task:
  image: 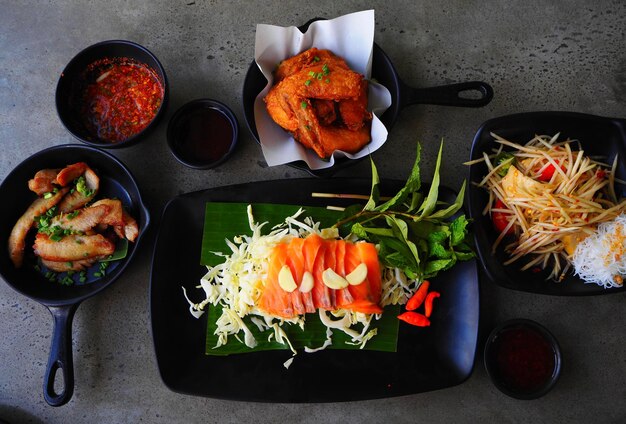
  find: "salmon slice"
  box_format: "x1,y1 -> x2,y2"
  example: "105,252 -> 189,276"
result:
257,243 -> 294,319
305,234 -> 333,310
285,238 -> 308,315
334,240 -> 356,308
340,242 -> 383,314
323,239 -> 338,308
33,233 -> 115,262
7,188 -> 69,268
357,242 -> 382,305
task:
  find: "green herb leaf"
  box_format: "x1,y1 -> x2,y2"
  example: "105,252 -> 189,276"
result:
363,158 -> 380,211
377,143 -> 422,212
418,140 -> 444,217
450,215 -> 469,246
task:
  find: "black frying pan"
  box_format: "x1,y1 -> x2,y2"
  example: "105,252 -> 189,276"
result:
242,18 -> 494,177
0,144 -> 150,406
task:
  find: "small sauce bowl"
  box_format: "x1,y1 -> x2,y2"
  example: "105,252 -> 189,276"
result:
167,99 -> 238,169
484,319 -> 562,399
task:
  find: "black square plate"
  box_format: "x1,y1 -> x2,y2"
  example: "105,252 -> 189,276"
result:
467,111 -> 626,295
150,178 -> 480,402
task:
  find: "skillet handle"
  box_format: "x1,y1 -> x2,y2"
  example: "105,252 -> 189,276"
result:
400,80 -> 494,108
43,304 -> 78,407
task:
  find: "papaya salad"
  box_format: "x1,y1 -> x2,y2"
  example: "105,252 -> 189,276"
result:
469,132 -> 626,288
184,142 -> 474,365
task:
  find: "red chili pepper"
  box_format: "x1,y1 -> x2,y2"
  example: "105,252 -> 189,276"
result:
398,311 -> 430,327
596,169 -> 606,179
492,199 -> 513,235
424,291 -> 441,318
406,280 -> 430,311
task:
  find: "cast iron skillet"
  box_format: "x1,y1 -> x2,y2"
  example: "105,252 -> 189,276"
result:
242,18 -> 494,177
0,145 -> 150,406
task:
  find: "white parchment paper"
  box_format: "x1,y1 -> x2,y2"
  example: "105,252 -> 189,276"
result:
253,10 -> 392,170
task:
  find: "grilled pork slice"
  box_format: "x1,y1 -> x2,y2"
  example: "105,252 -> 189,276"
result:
41,258 -> 96,272
34,233 -> 115,262
120,210 -> 139,242
28,168 -> 61,195
57,167 -> 100,213
55,162 -> 88,186
90,199 -> 124,227
92,199 -> 138,242
51,204 -> 110,233
8,188 -> 69,268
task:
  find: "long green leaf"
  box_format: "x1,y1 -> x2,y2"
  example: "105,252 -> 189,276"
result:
376,143 -> 422,212
418,140 -> 444,218
363,158 -> 380,211
428,180 -> 467,220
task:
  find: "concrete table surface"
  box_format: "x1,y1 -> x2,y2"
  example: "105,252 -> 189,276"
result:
1,1 -> 625,423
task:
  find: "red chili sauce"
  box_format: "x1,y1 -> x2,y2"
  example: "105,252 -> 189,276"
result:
491,325 -> 556,393
79,58 -> 164,143
172,107 -> 233,164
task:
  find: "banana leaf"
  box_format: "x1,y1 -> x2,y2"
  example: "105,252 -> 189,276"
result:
201,202 -> 399,355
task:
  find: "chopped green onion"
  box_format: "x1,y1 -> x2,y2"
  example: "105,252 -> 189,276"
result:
304,80 -> 311,86
301,101 -> 307,109
313,56 -> 320,62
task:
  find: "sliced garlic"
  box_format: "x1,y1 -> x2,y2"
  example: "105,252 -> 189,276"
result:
278,265 -> 297,292
346,263 -> 368,286
299,271 -> 315,293
322,268 -> 349,290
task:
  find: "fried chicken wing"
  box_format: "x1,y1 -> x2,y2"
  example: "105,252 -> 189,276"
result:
274,48 -> 350,82
264,48 -> 373,159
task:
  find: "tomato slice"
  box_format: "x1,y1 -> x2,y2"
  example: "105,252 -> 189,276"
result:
492,199 -> 513,235
537,163 -> 556,181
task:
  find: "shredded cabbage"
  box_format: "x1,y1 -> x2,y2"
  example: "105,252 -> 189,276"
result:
182,205 -> 420,365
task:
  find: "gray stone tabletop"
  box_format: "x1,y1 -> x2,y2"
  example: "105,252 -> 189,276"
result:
1,1 -> 625,423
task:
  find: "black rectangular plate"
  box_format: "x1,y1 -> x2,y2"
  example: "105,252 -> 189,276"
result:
150,178 -> 480,402
468,111 -> 626,295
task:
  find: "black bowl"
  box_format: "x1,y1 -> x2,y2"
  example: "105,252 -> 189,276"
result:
56,40 -> 169,148
484,319 -> 561,400
467,111 -> 626,295
167,99 -> 239,169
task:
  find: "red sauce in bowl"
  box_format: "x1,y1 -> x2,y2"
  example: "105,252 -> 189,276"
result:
490,325 -> 556,394
78,58 -> 164,143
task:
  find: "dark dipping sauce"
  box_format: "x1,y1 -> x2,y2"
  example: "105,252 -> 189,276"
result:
490,325 -> 556,394
77,58 -> 164,143
171,106 -> 234,165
